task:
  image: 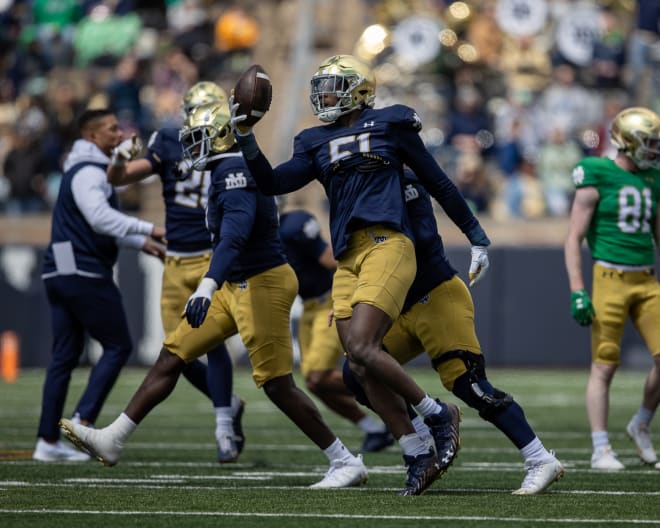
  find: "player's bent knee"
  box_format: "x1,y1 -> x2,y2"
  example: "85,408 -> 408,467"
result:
436,350 -> 514,421
263,374 -> 296,403
341,360 -> 371,408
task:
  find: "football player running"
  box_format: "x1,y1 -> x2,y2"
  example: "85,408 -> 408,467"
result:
344,169 -> 565,494
60,101 -> 368,489
230,54 -> 491,495
564,106 -> 660,470
278,205 -> 393,453
106,81 -> 245,463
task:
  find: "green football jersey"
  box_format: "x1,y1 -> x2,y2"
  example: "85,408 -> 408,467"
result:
572,156 -> 660,266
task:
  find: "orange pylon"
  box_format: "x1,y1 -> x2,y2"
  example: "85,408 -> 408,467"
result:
1,330 -> 20,383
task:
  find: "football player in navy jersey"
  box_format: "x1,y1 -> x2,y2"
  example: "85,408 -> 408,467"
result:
60,101 -> 368,489
343,169 -> 565,494
230,54 -> 490,494
106,81 -> 245,463
33,109 -> 166,462
279,205 -> 393,453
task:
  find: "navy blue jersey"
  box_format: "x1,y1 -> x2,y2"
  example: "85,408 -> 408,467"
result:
279,210 -> 333,299
402,169 -> 457,313
43,160 -> 119,278
145,128 -> 212,253
242,105 -> 481,258
205,152 -> 287,284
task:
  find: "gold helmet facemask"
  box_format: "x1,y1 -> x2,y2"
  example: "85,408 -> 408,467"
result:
179,102 -> 235,171
610,107 -> 660,171
310,54 -> 376,123
183,81 -> 228,114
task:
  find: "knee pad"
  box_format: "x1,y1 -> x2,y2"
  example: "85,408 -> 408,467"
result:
443,351 -> 513,421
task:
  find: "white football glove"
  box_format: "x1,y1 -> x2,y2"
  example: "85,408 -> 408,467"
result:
468,245 -> 489,287
110,134 -> 143,167
228,94 -> 251,137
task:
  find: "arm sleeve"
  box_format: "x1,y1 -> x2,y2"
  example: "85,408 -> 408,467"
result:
205,189 -> 256,284
71,166 -> 154,238
238,135 -> 316,195
398,128 -> 490,246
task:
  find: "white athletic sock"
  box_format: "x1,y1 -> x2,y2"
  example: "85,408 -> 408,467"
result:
107,413 -> 137,443
399,433 -> 431,457
215,407 -> 233,436
413,395 -> 443,417
323,438 -> 354,463
592,430 -> 610,451
357,415 -> 386,433
630,406 -> 655,428
520,436 -> 553,463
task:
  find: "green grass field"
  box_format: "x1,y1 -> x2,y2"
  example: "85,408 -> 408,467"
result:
1,366 -> 658,528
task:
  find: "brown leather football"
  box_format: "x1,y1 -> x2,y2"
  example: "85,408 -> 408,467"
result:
232,64 -> 273,126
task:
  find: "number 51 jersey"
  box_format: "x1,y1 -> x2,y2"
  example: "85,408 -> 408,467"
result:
572,156 -> 660,266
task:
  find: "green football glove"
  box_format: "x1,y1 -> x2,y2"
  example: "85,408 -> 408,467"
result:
570,289 -> 595,326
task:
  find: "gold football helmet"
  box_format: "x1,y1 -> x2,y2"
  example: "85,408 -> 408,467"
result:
610,107 -> 660,170
310,54 -> 376,123
179,102 -> 235,170
183,81 -> 228,114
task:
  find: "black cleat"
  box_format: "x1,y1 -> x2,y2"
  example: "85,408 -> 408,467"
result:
360,430 -> 395,453
398,450 -> 442,496
425,401 -> 461,472
233,398 -> 246,454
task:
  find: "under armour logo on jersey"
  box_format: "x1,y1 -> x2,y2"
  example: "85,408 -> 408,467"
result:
404,184 -> 419,202
225,172 -> 247,189
238,280 -> 247,290
363,120 -> 375,128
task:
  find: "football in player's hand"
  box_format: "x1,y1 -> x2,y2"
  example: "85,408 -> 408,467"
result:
232,64 -> 272,126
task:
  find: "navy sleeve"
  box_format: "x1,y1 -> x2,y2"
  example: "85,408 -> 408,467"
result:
205,188 -> 256,284
241,136 -> 316,195
397,127 -> 484,241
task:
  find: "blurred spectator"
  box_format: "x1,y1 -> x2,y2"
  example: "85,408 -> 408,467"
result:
454,151 -> 491,214
517,159 -> 545,219
536,126 -> 583,217
72,2 -> 142,67
626,0 -> 660,108
445,83 -> 494,158
106,54 -> 148,134
3,126 -> 49,215
537,63 -> 599,141
466,0 -> 504,68
591,8 -> 627,90
498,34 -> 553,98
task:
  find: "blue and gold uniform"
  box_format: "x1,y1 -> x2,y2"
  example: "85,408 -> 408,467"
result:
241,105 -> 484,322
279,210 -> 342,377
165,153 -> 298,387
144,128 -> 213,334
383,170 -> 481,390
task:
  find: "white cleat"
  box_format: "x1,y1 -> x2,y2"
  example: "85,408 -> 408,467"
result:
32,438 -> 91,462
59,418 -> 123,466
626,421 -> 657,464
591,445 -> 625,470
309,454 -> 368,489
512,454 -> 565,495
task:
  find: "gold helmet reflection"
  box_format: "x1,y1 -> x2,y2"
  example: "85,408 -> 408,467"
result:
179,102 -> 235,171
610,107 -> 660,170
183,81 -> 228,114
310,54 -> 376,123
